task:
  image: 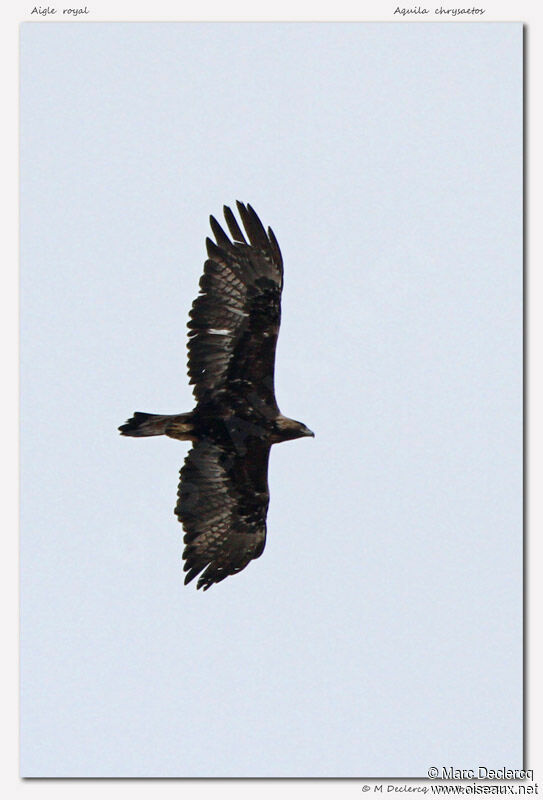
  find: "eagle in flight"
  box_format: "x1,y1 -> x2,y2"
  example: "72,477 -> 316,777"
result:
119,202 -> 313,590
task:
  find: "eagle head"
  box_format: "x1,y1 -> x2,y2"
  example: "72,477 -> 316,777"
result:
274,415 -> 315,442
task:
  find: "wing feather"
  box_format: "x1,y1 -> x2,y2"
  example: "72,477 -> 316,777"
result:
209,215 -> 233,250
175,439 -> 270,590
236,201 -> 271,250
187,204 -> 283,407
223,204 -> 247,243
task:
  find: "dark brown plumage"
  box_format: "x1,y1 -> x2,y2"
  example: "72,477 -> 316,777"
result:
119,203 -> 313,590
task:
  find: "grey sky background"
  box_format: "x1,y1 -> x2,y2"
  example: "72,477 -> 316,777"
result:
20,23 -> 522,777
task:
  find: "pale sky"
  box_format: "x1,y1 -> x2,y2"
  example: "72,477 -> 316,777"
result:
20,22 -> 523,777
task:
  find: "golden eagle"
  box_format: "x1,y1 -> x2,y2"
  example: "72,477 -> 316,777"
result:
119,203 -> 313,590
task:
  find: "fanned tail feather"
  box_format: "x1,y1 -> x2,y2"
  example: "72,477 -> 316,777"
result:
119,412 -> 173,437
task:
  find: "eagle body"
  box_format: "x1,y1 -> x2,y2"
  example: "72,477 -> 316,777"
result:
119,203 -> 313,590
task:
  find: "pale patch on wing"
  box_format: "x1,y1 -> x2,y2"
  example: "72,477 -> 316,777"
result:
225,305 -> 249,318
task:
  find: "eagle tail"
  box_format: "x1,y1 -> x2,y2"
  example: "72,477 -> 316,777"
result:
119,411 -> 193,439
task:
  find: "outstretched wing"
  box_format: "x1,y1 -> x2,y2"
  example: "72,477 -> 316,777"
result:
175,438 -> 271,590
187,202 -> 283,409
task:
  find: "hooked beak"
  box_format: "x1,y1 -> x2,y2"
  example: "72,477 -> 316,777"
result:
304,427 -> 315,438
